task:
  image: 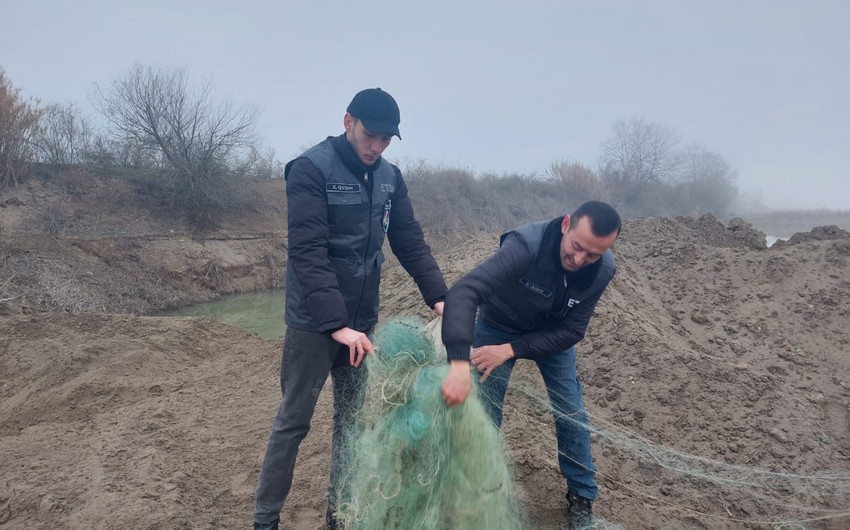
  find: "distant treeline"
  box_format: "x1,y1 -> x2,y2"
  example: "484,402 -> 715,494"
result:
401,157 -> 737,249
402,163 -> 850,249
3,64 -> 740,235
1,65 -> 282,215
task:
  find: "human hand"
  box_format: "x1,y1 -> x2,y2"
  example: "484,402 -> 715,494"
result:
331,327 -> 374,367
432,301 -> 444,316
442,360 -> 472,407
471,344 -> 515,382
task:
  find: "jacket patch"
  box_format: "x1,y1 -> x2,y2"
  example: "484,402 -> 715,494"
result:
520,277 -> 552,298
327,183 -> 361,193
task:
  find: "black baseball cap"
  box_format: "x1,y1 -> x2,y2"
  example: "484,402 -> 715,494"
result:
346,88 -> 402,139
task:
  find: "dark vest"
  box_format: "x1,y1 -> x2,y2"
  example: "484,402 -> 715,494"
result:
285,139 -> 398,331
479,220 -> 616,334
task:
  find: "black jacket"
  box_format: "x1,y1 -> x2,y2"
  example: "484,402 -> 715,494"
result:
284,134 -> 446,333
442,217 -> 616,361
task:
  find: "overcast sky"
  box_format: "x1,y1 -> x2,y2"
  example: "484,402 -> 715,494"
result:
2,0 -> 848,210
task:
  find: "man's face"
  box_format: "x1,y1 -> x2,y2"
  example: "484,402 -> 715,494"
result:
344,114 -> 392,166
559,215 -> 618,272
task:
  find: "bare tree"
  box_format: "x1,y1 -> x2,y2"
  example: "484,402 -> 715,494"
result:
598,117 -> 681,212
236,146 -> 285,180
546,159 -> 604,202
674,144 -> 738,216
84,132 -> 160,168
92,64 -> 259,208
0,68 -> 43,189
36,103 -> 92,165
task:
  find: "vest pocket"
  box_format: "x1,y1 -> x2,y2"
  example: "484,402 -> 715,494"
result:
329,253 -> 364,318
327,192 -> 367,236
327,192 -> 363,205
519,277 -> 553,298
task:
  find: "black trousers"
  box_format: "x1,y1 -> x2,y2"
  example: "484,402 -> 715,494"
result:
253,327 -> 368,526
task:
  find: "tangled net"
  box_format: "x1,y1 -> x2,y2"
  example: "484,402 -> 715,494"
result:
335,318 -> 526,530
331,317 -> 850,529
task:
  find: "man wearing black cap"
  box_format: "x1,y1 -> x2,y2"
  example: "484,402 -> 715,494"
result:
253,88 -> 447,530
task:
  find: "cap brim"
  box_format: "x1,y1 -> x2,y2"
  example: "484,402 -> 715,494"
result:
360,118 -> 401,140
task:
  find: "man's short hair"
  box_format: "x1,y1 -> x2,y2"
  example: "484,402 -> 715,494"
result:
571,201 -> 621,237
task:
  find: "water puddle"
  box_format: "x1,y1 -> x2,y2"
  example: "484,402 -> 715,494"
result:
159,289 -> 285,340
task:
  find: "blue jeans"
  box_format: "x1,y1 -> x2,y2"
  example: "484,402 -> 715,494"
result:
474,319 -> 598,500
254,327 -> 368,527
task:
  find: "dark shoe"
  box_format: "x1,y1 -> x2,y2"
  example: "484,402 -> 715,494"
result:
566,489 -> 593,530
253,518 -> 279,530
326,505 -> 339,530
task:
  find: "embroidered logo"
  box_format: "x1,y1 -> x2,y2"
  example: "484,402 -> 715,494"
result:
382,199 -> 392,233
567,298 -> 581,308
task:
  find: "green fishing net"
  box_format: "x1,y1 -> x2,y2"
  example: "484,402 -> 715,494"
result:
328,318 -> 850,529
335,318 -> 526,530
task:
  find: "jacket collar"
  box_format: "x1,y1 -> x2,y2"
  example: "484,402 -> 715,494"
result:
542,216 -> 602,290
331,133 -> 382,177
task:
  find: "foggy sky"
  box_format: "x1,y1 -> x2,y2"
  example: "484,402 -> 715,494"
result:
2,0 -> 848,210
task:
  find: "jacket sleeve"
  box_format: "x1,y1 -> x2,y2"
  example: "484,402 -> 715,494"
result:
441,234 -> 532,362
509,283 -> 609,359
386,167 -> 448,308
286,157 -> 349,332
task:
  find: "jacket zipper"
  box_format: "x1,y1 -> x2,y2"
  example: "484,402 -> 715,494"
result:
351,171 -> 372,328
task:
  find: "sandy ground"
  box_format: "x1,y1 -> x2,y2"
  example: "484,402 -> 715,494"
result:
2,174 -> 850,529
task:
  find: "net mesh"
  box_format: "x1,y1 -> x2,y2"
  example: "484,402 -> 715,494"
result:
335,318 -> 526,530
332,317 -> 850,529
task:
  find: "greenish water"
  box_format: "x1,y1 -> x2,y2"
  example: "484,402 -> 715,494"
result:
160,289 -> 285,340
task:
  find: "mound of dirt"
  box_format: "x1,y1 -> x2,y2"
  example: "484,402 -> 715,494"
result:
0,314 -> 289,528
772,225 -> 850,249
379,217 -> 850,529
3,175 -> 850,529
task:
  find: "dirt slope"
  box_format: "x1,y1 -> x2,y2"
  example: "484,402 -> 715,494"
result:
2,212 -> 849,529
381,216 -> 850,529
0,171 -> 287,315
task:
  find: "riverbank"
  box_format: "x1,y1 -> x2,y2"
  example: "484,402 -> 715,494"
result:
0,169 -> 287,315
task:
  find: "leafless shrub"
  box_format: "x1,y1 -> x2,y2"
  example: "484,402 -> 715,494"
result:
186,209 -> 222,233
1,68 -> 43,189
199,260 -> 234,292
402,161 -> 575,249
261,251 -> 284,288
547,160 -> 604,202
37,204 -> 71,235
84,133 -> 160,168
237,146 -> 284,179
36,103 -> 92,165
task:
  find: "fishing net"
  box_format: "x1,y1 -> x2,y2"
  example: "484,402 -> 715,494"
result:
335,318 -> 526,530
331,317 -> 850,529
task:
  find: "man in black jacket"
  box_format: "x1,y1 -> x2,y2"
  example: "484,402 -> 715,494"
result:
441,201 -> 620,530
254,88 -> 447,530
